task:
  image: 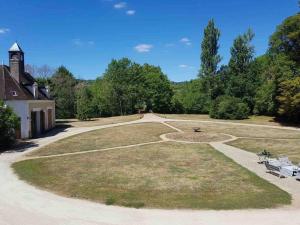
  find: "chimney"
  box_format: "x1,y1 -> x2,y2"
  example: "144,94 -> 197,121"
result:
9,42 -> 24,83
45,85 -> 50,98
33,82 -> 38,99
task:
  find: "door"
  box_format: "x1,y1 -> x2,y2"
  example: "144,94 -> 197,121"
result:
48,109 -> 52,129
40,111 -> 45,133
31,112 -> 37,138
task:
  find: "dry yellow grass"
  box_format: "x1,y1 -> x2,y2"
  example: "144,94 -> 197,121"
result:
158,114 -> 284,126
30,123 -> 173,157
56,114 -> 141,127
166,132 -> 231,142
13,142 -> 291,209
167,121 -> 300,139
228,138 -> 300,163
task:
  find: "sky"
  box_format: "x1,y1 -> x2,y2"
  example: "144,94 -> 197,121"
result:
0,0 -> 298,82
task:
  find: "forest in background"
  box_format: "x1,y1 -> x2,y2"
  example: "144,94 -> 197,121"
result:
30,7 -> 300,122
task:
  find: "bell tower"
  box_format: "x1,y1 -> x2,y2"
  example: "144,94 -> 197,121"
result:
9,42 -> 25,83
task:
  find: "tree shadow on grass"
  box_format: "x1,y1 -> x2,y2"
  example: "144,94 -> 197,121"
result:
0,124 -> 71,154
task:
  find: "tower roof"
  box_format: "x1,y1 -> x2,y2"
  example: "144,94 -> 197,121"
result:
9,42 -> 23,52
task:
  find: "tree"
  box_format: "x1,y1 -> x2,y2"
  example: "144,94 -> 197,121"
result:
226,29 -> 258,111
228,29 -> 255,75
277,77 -> 300,122
25,64 -> 55,78
210,96 -> 250,120
76,83 -> 94,120
269,14 -> 300,66
199,19 -> 221,100
102,58 -> 142,115
173,79 -> 210,114
0,101 -> 20,150
143,71 -> 173,113
200,19 -> 221,78
51,66 -> 77,119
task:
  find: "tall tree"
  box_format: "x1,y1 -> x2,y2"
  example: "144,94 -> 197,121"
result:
51,66 -> 77,119
200,19 -> 221,77
269,14 -> 300,65
277,77 -> 300,122
226,29 -> 258,111
199,19 -> 221,100
228,29 -> 255,75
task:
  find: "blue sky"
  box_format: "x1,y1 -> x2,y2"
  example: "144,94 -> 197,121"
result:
0,0 -> 298,82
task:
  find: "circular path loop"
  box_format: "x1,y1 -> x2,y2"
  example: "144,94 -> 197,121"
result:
1,113 -> 300,225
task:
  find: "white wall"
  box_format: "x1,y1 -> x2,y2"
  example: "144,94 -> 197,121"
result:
5,100 -> 30,139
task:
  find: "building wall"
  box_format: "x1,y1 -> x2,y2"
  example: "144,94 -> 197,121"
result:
5,100 -> 30,139
5,100 -> 55,139
28,100 -> 55,137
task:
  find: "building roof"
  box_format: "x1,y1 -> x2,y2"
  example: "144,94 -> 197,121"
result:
9,42 -> 23,52
0,65 -> 49,101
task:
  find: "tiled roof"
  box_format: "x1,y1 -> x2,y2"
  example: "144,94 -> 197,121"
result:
0,65 -> 49,101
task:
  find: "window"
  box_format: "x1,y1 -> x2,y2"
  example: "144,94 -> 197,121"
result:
12,91 -> 18,96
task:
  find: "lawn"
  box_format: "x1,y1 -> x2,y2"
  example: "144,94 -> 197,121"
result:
13,142 -> 291,209
167,121 -> 300,139
159,114 -> 285,126
56,114 -> 141,127
30,123 -> 173,157
228,138 -> 300,164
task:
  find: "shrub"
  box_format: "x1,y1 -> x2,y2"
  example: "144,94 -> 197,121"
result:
105,196 -> 116,205
210,96 -> 250,120
0,101 -> 20,150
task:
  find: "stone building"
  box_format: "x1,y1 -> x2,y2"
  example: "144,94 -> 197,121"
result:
0,43 -> 55,139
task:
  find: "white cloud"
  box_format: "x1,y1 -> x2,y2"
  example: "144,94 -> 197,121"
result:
179,64 -> 194,69
179,64 -> 188,68
180,37 -> 192,46
126,10 -> 136,15
72,39 -> 95,47
114,2 -> 127,9
134,44 -> 153,53
0,28 -> 10,34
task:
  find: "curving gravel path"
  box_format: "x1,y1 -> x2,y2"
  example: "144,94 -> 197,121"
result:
1,114 -> 300,225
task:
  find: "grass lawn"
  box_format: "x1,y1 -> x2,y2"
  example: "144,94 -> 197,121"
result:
167,121 -> 300,139
228,138 -> 300,164
158,114 -> 286,126
13,142 -> 291,209
56,114 -> 141,127
30,123 -> 173,157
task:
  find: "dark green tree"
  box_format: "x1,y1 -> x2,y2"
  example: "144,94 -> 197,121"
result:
277,77 -> 300,122
200,19 -> 221,100
0,101 -> 20,150
200,19 -> 221,77
51,66 -> 77,119
143,66 -> 173,113
269,14 -> 300,66
76,83 -> 94,121
226,29 -> 259,111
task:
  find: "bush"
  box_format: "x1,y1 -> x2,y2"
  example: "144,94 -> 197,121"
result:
0,101 -> 20,150
210,96 -> 250,120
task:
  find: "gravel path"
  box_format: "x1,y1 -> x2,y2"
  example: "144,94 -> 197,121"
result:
1,114 -> 300,225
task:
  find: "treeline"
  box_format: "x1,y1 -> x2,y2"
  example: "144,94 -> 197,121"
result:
40,61 -> 174,120
39,10 -> 299,122
174,12 -> 300,122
